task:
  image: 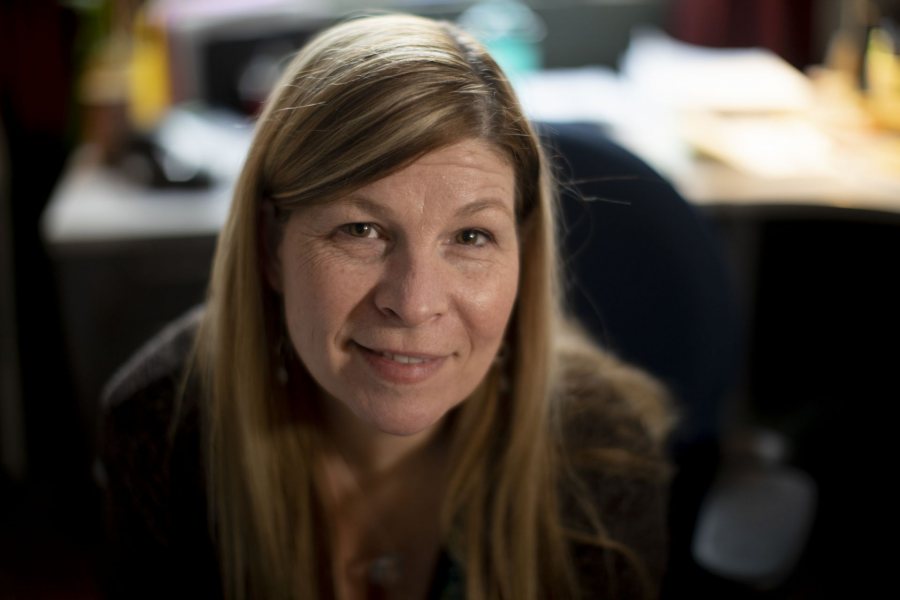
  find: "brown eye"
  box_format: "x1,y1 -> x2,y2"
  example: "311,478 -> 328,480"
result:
343,223 -> 376,238
456,229 -> 490,246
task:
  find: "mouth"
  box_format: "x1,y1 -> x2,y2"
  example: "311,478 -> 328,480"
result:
372,350 -> 433,365
352,342 -> 447,384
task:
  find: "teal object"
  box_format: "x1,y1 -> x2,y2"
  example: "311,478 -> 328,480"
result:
458,0 -> 545,80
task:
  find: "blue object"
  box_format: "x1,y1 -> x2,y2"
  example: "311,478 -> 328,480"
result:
458,0 -> 545,79
538,121 -> 747,596
539,121 -> 743,451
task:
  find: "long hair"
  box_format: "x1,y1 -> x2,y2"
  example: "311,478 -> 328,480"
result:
195,13 -> 668,599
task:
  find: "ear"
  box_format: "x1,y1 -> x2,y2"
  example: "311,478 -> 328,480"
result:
259,200 -> 284,293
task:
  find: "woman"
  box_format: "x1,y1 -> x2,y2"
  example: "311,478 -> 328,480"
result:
101,13 -> 672,600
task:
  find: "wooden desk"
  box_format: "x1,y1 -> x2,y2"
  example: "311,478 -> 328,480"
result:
42,146 -> 230,448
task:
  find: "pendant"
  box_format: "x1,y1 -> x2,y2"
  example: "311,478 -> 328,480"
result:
368,553 -> 402,587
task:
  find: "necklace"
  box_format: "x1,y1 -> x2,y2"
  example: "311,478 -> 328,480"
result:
349,552 -> 403,588
323,447 -> 406,591
319,425 -> 451,599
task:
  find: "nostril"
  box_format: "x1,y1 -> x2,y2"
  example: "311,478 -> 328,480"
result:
378,304 -> 401,320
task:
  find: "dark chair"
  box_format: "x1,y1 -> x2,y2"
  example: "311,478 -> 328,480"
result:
538,122 -> 755,596
539,122 -> 743,451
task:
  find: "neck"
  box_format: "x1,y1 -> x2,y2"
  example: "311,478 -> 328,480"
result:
314,391 -> 451,600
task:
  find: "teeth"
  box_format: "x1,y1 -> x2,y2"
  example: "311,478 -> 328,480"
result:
380,351 -> 427,365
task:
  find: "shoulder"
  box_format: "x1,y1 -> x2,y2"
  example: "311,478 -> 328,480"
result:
99,306 -> 204,490
551,321 -> 674,598
98,306 -> 206,543
99,303 -> 205,472
102,305 -> 204,415
98,306 -> 220,596
553,321 -> 674,455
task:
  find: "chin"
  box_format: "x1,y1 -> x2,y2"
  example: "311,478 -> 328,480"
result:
366,403 -> 451,438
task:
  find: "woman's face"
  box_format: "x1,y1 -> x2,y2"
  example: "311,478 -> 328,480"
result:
273,138 -> 520,437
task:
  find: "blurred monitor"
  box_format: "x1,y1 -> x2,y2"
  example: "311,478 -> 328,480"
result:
162,4 -> 335,115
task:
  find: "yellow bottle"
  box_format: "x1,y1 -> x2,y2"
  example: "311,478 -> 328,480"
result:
127,8 -> 170,131
865,26 -> 900,131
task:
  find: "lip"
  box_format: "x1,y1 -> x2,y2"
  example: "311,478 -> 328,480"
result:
353,342 -> 448,385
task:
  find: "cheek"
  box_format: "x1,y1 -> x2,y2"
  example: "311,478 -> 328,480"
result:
463,258 -> 520,346
280,251 -> 371,356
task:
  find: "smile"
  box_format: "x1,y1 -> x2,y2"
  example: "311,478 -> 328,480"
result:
353,342 -> 447,384
376,351 -> 431,365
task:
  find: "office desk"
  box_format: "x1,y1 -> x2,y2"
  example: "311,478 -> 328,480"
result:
516,68 -> 900,216
42,146 -> 229,447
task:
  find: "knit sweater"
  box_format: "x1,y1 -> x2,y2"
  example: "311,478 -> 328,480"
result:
99,308 -> 670,599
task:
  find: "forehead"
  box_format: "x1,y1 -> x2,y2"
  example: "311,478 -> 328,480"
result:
358,139 -> 515,201
407,139 -> 511,171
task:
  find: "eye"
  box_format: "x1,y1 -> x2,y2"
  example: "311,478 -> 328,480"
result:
455,229 -> 492,247
341,223 -> 379,239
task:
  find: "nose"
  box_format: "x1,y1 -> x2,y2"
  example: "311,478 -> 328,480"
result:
374,244 -> 449,327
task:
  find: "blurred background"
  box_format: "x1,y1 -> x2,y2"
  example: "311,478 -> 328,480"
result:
2,0 -> 899,598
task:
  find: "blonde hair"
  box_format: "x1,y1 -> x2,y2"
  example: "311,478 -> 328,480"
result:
195,13 -> 670,599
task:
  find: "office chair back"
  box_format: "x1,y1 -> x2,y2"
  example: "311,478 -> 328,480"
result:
539,122 -> 745,595
540,121 -> 742,451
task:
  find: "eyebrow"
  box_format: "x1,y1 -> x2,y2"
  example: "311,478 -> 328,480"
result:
454,197 -> 515,220
341,195 -> 392,218
340,194 -> 515,220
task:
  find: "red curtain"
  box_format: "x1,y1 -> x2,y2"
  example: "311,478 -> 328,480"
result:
669,0 -> 815,67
